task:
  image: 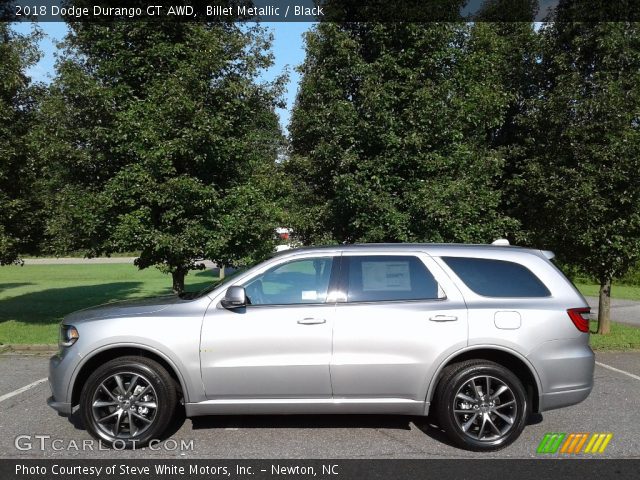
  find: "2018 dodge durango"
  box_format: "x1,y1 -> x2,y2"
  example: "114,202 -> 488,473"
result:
48,243 -> 595,451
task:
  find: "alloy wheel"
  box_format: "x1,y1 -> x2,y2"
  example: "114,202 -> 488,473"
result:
452,375 -> 517,442
91,371 -> 159,439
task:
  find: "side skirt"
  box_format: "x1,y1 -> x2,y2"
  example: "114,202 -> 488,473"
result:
185,398 -> 426,417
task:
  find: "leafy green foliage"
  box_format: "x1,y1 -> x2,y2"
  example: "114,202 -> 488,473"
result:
0,24 -> 43,265
507,18 -> 640,333
513,21 -> 640,280
286,22 -> 521,245
36,21 -> 285,291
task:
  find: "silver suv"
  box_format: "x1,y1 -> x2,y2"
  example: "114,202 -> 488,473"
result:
48,243 -> 594,451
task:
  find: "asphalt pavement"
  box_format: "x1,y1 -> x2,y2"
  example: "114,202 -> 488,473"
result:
586,296 -> 640,327
0,352 -> 638,459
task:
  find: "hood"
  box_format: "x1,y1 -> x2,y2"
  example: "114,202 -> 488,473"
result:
63,295 -> 181,324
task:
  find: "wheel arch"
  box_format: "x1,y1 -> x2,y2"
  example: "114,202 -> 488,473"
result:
70,344 -> 188,407
426,346 -> 542,415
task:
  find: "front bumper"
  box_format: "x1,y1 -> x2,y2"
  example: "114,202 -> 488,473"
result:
47,395 -> 72,416
47,349 -> 77,416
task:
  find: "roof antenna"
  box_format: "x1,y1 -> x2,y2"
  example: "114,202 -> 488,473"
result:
491,238 -> 510,246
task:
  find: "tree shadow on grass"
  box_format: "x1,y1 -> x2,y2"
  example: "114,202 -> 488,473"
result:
183,269 -> 221,293
184,281 -> 217,292
194,270 -> 215,278
193,267 -> 235,279
0,282 -> 144,325
0,283 -> 32,293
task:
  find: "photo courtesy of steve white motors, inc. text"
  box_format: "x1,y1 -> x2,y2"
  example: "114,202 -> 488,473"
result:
14,463 -> 339,477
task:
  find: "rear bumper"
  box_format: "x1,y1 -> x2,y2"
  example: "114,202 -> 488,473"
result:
539,385 -> 592,412
527,338 -> 595,412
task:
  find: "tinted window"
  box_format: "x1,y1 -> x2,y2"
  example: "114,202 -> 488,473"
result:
346,255 -> 440,302
442,257 -> 550,297
244,257 -> 334,305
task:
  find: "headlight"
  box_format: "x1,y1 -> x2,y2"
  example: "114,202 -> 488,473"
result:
59,325 -> 79,347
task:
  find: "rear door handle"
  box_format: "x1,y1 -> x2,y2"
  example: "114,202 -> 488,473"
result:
429,315 -> 458,322
297,318 -> 326,325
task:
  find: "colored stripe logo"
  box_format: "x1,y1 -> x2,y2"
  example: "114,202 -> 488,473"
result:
537,433 -> 566,453
537,433 -> 612,454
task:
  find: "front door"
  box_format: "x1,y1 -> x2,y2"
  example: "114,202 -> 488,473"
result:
200,255 -> 338,399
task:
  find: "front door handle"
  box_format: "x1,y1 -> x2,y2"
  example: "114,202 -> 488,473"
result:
429,314 -> 458,322
297,318 -> 326,325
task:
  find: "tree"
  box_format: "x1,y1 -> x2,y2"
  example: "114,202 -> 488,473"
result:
285,21 -> 519,245
37,20 -> 285,293
0,23 -> 43,265
509,18 -> 640,334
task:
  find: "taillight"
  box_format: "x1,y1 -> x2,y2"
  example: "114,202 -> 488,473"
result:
567,308 -> 591,333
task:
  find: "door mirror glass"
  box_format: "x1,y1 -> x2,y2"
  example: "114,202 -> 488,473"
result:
221,286 -> 246,309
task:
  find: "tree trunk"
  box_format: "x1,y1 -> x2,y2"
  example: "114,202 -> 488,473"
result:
597,277 -> 612,335
172,269 -> 186,295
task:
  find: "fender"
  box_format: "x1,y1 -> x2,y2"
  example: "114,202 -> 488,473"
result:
423,344 -> 543,415
67,342 -> 193,404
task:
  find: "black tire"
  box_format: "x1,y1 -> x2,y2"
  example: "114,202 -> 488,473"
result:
80,356 -> 177,449
434,360 -> 528,451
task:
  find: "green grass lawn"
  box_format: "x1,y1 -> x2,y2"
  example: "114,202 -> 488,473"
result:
589,321 -> 640,351
0,264 -> 218,344
575,282 -> 640,349
2,265 -> 639,349
575,282 -> 640,301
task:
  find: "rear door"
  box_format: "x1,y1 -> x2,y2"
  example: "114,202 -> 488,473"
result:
330,252 -> 468,402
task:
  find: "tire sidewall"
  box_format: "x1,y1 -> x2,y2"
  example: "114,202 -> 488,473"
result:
80,359 -> 174,449
438,363 -> 528,451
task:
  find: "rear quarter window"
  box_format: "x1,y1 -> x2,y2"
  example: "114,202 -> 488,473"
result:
442,257 -> 551,298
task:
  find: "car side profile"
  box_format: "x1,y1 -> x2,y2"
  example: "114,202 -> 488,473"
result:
48,243 -> 595,451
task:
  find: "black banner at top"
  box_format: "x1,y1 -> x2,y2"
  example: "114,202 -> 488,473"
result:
2,0 -> 640,23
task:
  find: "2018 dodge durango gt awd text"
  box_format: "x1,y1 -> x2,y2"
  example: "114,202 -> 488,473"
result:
48,243 -> 595,451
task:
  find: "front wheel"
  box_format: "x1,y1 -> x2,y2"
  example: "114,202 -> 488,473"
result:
435,360 -> 528,451
80,356 -> 177,448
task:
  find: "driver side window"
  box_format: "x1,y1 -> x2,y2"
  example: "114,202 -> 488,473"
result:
243,257 -> 335,306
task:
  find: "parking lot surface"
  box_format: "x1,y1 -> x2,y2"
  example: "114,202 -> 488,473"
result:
1,352 -> 638,459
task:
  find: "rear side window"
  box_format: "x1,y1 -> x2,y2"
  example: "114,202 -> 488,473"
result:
345,255 -> 441,302
442,257 -> 550,298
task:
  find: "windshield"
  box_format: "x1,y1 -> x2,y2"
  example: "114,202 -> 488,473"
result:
179,251 -> 285,300
179,267 -> 249,300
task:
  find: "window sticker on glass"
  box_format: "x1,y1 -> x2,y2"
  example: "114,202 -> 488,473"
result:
362,261 -> 411,291
301,290 -> 317,301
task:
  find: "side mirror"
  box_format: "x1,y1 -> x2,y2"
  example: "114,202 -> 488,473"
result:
221,286 -> 246,309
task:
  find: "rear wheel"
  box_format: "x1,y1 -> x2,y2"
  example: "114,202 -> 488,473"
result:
435,360 -> 528,451
80,356 -> 177,448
